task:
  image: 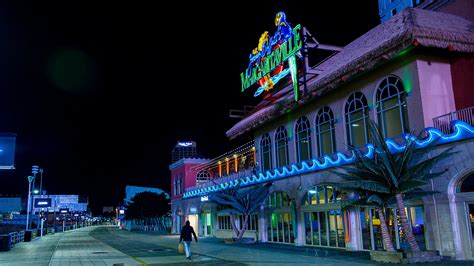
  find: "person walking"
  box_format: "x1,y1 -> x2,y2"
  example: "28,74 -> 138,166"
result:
180,220 -> 198,260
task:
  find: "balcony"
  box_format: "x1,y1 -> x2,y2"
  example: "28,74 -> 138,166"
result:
184,141 -> 256,194
185,168 -> 254,194
433,106 -> 474,134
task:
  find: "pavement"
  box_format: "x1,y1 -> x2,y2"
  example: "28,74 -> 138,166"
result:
1,225 -> 474,265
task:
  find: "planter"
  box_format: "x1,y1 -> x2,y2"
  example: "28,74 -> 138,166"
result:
0,235 -> 12,251
370,250 -> 441,264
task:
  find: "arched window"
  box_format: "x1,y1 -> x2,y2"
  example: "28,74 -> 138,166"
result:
376,76 -> 409,138
315,107 -> 336,156
260,133 -> 272,171
460,173 -> 474,192
345,92 -> 369,147
275,126 -> 289,168
304,185 -> 342,205
295,116 -> 312,162
196,170 -> 210,184
175,174 -> 182,195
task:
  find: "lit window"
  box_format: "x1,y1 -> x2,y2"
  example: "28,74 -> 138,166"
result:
275,126 -> 289,168
315,106 -> 336,156
376,76 -> 409,138
345,92 -> 369,147
196,170 -> 211,184
260,133 -> 272,171
295,116 -> 312,162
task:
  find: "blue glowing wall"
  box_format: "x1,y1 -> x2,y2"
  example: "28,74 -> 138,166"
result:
0,133 -> 16,169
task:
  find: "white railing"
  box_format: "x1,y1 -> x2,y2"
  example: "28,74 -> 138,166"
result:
185,168 -> 255,193
433,106 -> 474,134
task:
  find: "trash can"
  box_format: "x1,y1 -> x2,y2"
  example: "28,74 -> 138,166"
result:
0,235 -> 12,251
24,230 -> 32,242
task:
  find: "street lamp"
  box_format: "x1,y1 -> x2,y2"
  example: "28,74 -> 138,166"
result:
30,165 -> 39,231
39,168 -> 44,195
25,175 -> 35,231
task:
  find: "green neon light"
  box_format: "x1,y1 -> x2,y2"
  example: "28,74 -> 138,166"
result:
288,55 -> 298,101
241,24 -> 303,92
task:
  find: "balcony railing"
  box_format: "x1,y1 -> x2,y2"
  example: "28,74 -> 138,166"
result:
433,106 -> 474,134
185,168 -> 254,193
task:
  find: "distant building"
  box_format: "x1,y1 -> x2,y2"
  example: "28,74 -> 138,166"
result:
171,141 -> 197,163
32,194 -> 88,214
102,206 -> 114,214
0,197 -> 22,216
124,185 -> 169,204
378,0 -> 473,23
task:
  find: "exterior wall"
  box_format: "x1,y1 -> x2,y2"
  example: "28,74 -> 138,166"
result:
174,139 -> 474,259
170,158 -> 211,200
0,197 -> 22,213
416,58 -> 456,127
450,55 -> 474,110
436,0 -> 474,21
378,0 -> 474,23
254,53 -> 431,164
378,0 -> 422,22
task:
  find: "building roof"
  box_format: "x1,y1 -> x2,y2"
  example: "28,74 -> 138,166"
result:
169,158 -> 211,170
227,8 -> 474,139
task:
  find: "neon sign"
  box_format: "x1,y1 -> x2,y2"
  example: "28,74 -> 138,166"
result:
240,12 -> 302,101
178,142 -> 194,147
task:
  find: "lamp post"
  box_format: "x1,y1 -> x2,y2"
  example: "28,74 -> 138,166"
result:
39,168 -> 44,195
25,175 -> 35,231
30,165 -> 39,230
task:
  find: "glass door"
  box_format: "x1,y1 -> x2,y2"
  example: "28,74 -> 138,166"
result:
468,203 -> 474,256
268,212 -> 293,243
201,213 -> 212,236
304,210 -> 345,248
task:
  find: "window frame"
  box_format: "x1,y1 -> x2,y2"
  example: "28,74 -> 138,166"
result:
315,106 -> 336,157
295,116 -> 313,162
275,126 -> 289,168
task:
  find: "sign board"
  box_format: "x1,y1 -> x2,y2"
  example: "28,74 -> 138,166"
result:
59,208 -> 69,214
240,12 -> 302,101
200,196 -> 209,202
34,198 -> 52,208
119,209 -> 125,215
189,206 -> 198,214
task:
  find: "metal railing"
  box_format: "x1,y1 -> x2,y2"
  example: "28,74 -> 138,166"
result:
185,168 -> 254,193
433,106 -> 474,134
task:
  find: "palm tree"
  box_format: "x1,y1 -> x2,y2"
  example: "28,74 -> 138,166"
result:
209,182 -> 271,239
329,120 -> 456,252
331,150 -> 396,252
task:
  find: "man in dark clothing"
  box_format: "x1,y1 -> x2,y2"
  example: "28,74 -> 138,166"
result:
180,220 -> 198,259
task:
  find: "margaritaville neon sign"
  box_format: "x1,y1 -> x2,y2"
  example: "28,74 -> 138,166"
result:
240,12 -> 302,101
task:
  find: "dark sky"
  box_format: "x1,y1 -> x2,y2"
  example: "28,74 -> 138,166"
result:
0,1 -> 379,214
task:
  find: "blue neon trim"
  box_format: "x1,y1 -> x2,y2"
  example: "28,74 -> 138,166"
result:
183,121 -> 474,198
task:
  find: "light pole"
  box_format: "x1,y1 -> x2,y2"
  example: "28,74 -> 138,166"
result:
39,168 -> 44,195
25,175 -> 35,231
30,165 -> 39,230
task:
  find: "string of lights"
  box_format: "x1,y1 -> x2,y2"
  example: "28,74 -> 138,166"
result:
190,140 -> 255,172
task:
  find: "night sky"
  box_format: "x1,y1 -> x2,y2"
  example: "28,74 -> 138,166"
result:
0,1 -> 379,214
